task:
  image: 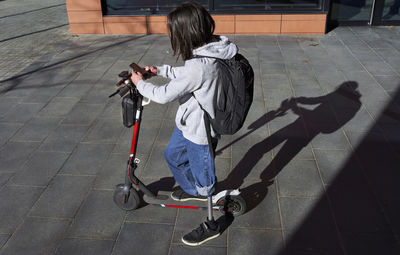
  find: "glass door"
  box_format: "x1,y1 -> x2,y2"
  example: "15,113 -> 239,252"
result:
329,0 -> 375,25
329,0 -> 400,26
371,0 -> 400,24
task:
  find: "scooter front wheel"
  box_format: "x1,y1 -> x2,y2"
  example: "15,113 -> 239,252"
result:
218,195 -> 247,216
113,184 -> 140,211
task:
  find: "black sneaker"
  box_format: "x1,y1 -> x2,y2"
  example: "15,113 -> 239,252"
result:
171,188 -> 207,201
182,220 -> 221,246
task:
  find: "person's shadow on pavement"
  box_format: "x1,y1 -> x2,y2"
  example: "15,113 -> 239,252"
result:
218,81 -> 362,212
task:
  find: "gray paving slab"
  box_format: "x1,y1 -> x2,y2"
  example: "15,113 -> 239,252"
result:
230,180 -> 281,229
10,116 -> 62,142
0,217 -> 70,255
277,159 -> 324,197
260,62 -> 287,75
141,144 -> 172,178
228,228 -> 283,255
290,78 -> 320,90
311,130 -> 350,150
0,185 -> 44,234
55,239 -> 115,255
0,235 -> 9,250
29,175 -> 95,218
99,99 -> 123,120
67,190 -> 125,239
59,143 -> 114,175
374,75 -> 400,91
86,56 -> 120,72
61,103 -> 104,126
364,100 -> 400,127
252,81 -> 265,102
20,78 -> 78,105
78,81 -> 114,105
341,108 -> 375,132
57,73 -> 98,98
214,157 -> 231,181
215,135 -> 232,159
39,124 -> 90,153
9,151 -> 70,186
264,88 -> 293,108
0,98 -> 22,118
170,245 -> 226,255
0,1 -> 69,82
0,102 -> 45,123
0,173 -> 13,188
156,120 -> 177,146
1,78 -> 37,98
37,97 -> 80,117
273,142 -> 315,162
280,196 -> 344,255
81,118 -> 124,144
363,60 -> 398,76
314,149 -> 353,185
230,142 -> 274,183
374,48 -> 400,71
113,222 -> 174,255
0,141 -> 40,173
328,166 -> 390,234
293,86 -> 326,99
0,123 -> 23,146
93,152 -> 147,190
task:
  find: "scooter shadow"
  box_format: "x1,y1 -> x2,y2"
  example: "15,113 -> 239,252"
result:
136,176 -> 176,209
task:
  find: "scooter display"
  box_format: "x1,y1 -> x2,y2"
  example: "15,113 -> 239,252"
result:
110,63 -> 246,217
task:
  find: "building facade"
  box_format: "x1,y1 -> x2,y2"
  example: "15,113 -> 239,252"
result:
66,0 -> 400,35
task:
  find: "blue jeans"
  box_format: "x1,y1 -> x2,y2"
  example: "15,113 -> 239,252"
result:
164,128 -> 217,197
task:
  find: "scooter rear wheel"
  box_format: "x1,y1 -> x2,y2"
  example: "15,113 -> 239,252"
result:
218,195 -> 247,216
113,184 -> 140,211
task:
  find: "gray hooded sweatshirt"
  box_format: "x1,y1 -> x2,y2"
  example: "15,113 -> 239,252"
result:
136,36 -> 238,145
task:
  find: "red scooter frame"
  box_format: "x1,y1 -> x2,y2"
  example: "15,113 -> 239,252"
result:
110,65 -> 246,216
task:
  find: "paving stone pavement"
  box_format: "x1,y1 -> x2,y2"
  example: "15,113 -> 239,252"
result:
0,0 -> 69,81
1,1 -> 400,254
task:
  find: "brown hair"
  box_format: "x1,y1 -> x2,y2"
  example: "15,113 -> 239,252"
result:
167,2 -> 215,61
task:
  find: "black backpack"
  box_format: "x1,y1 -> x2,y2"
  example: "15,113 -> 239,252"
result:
194,53 -> 254,135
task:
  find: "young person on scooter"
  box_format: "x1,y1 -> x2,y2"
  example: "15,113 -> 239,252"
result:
130,1 -> 238,246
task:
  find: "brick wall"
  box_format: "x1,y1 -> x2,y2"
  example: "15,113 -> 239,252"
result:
66,0 -> 326,35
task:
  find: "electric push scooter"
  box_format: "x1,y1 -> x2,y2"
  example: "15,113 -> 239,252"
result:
110,63 -> 247,217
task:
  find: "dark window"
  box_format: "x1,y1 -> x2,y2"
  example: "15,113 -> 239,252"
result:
103,0 -> 324,15
382,0 -> 400,21
329,0 -> 400,25
214,0 -> 321,12
104,0 -> 208,15
330,0 -> 374,22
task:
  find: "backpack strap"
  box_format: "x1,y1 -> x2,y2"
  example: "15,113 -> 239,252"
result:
191,93 -> 216,159
178,55 -> 216,105
178,54 -> 222,157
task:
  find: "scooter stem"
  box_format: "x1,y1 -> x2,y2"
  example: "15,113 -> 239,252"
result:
207,197 -> 214,221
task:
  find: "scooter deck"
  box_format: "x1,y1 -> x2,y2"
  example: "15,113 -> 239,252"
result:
143,190 -> 208,207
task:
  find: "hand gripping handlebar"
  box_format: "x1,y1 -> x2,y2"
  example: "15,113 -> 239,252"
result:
109,63 -> 151,98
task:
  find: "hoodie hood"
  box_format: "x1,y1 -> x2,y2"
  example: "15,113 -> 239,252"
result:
193,35 -> 238,59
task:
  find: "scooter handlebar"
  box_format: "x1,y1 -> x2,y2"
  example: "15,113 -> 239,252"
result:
109,63 -> 151,104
